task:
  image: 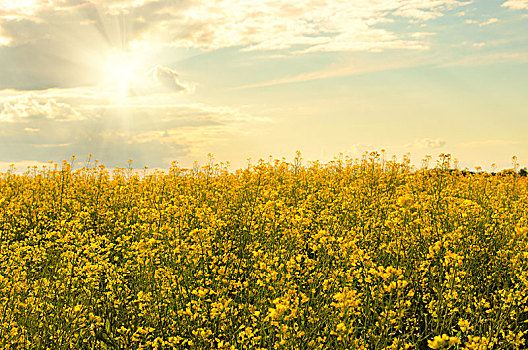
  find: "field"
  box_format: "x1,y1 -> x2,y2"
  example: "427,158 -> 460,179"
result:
1,153 -> 528,349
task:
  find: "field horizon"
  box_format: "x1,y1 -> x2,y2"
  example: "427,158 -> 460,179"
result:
1,152 -> 527,176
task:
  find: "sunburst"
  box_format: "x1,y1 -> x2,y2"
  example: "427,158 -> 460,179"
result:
102,52 -> 140,97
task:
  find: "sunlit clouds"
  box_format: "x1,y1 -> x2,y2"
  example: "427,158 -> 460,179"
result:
502,0 -> 528,10
0,95 -> 80,123
0,0 -> 467,52
0,87 -> 264,167
405,138 -> 447,150
0,0 -> 527,169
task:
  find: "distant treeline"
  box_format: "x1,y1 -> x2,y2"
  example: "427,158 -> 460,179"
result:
460,168 -> 528,177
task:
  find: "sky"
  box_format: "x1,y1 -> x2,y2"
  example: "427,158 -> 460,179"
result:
0,0 -> 527,171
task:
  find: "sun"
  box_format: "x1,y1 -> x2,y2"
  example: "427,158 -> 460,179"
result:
102,52 -> 140,97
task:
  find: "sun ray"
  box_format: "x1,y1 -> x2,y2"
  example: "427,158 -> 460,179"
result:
102,51 -> 141,97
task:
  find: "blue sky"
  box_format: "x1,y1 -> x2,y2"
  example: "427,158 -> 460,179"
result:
0,0 -> 527,170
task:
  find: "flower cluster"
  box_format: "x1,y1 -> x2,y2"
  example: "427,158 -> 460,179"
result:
0,153 -> 527,349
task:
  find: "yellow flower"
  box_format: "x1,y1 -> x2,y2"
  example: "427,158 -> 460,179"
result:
458,319 -> 471,333
336,323 -> 347,332
73,305 -> 83,313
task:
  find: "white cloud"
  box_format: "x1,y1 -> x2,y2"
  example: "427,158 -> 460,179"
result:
146,65 -> 189,93
0,95 -> 81,123
233,58 -> 419,89
0,0 -> 165,19
0,0 -> 465,54
463,17 -> 500,27
2,0 -> 465,92
394,8 -> 442,21
0,26 -> 11,46
0,0 -> 48,19
176,0 -> 463,53
405,138 -> 446,149
34,143 -> 72,148
459,139 -> 520,147
480,18 -> 499,26
441,50 -> 528,66
297,29 -> 430,54
102,63 -> 195,98
410,32 -> 436,39
473,42 -> 486,47
0,88 -> 265,167
502,0 -> 528,10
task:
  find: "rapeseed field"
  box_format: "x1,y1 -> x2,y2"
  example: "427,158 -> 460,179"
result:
1,153 -> 527,349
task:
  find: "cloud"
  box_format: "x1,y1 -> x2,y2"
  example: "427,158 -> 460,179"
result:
480,18 -> 499,26
459,139 -> 520,147
465,18 -> 499,26
0,0 -> 178,20
124,65 -> 193,97
232,53 -> 428,89
440,50 -> 528,66
0,88 -> 265,167
0,95 -> 81,123
111,64 -> 194,97
0,0 -> 465,55
33,143 -> 73,148
405,138 -> 447,149
0,0 -> 47,19
176,0 -> 462,53
502,0 -> 528,10
0,0 -> 472,92
24,127 -> 40,133
296,30 -> 430,54
393,8 -> 443,21
410,32 -> 437,39
148,66 -> 185,91
0,26 -> 12,46
132,125 -> 236,156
